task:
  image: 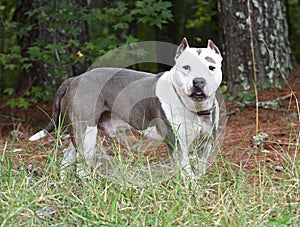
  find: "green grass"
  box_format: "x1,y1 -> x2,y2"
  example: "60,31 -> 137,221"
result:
0,138 -> 299,226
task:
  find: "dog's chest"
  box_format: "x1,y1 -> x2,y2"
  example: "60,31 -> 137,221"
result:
155,74 -> 203,145
159,98 -> 202,132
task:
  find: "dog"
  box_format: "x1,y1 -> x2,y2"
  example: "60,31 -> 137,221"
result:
29,38 -> 223,178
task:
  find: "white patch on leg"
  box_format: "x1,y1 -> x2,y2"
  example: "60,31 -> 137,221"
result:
60,142 -> 76,180
75,126 -> 98,180
61,143 -> 76,166
81,126 -> 98,166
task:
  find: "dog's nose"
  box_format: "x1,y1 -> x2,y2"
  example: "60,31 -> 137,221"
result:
193,78 -> 206,89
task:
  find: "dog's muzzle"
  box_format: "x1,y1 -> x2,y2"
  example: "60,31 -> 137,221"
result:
190,77 -> 207,101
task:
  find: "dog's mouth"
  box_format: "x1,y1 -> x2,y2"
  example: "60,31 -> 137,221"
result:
189,90 -> 207,101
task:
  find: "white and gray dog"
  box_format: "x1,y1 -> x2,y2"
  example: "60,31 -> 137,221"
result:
29,38 -> 223,178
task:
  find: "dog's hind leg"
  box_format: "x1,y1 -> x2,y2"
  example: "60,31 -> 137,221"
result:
81,126 -> 98,165
60,142 -> 77,180
76,125 -> 98,178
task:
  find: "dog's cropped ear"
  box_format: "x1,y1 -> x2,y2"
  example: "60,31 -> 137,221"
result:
175,37 -> 189,59
208,40 -> 221,55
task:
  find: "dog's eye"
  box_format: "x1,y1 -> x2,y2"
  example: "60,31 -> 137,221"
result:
182,65 -> 190,71
209,66 -> 215,71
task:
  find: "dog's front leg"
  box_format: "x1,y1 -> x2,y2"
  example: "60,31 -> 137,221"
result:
197,138 -> 214,174
180,146 -> 195,178
174,139 -> 195,178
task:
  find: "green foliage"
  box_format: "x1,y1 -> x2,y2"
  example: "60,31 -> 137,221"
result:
184,0 -> 219,61
186,0 -> 217,29
132,0 -> 173,29
6,97 -> 30,109
3,85 -> 51,109
0,0 -> 173,106
85,1 -> 172,50
260,81 -> 282,90
220,85 -> 235,101
237,91 -> 256,103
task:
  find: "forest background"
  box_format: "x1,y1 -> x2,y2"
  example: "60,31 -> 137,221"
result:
1,0 -> 300,109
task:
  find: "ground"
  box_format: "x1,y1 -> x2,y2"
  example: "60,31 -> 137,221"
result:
0,66 -> 299,178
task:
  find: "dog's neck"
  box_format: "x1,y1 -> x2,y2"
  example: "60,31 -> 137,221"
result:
164,67 -> 216,116
196,105 -> 215,116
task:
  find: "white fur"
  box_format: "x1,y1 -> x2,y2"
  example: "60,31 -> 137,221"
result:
60,142 -> 77,180
142,126 -> 164,141
156,71 -> 203,175
80,126 -> 98,166
99,115 -> 130,138
155,42 -> 223,175
29,130 -> 48,141
173,45 -> 222,110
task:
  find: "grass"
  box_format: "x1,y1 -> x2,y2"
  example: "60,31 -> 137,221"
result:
0,133 -> 299,227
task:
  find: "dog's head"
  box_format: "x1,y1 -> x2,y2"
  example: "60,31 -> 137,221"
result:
173,38 -> 222,106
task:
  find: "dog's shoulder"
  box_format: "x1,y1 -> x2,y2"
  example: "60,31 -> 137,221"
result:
156,71 -> 166,78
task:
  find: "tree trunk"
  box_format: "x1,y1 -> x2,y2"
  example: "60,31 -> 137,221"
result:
219,0 -> 294,96
13,0 -> 90,95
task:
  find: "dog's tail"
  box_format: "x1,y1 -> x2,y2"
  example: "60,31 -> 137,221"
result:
29,78 -> 73,141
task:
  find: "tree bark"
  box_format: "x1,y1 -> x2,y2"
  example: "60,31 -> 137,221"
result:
219,0 -> 294,96
13,0 -> 90,94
